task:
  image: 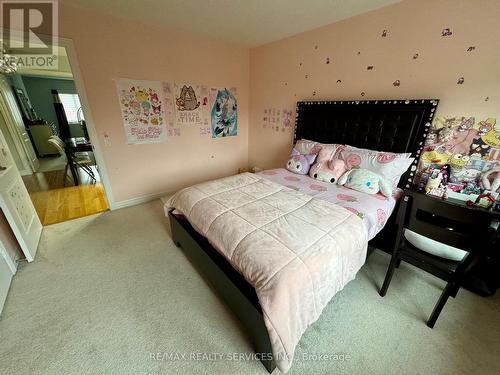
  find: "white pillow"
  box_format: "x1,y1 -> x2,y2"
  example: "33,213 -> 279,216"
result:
336,145 -> 414,187
404,229 -> 468,261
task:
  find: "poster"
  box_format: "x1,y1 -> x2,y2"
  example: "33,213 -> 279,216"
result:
417,116 -> 500,188
210,87 -> 237,138
174,83 -> 209,126
116,79 -> 166,144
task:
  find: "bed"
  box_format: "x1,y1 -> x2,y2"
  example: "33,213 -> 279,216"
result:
166,99 -> 438,373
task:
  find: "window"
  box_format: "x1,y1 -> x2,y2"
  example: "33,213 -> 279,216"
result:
59,93 -> 84,124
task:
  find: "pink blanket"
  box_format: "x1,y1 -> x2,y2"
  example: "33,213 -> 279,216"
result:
166,173 -> 367,372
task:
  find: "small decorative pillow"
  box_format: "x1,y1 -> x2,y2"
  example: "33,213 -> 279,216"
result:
338,168 -> 392,197
335,145 -> 414,187
286,148 -> 316,175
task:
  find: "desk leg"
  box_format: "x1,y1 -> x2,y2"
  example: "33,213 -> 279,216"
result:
66,151 -> 79,186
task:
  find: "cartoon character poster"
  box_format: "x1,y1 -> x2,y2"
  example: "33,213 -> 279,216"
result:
210,87 -> 237,138
418,116 -> 500,187
116,79 -> 166,144
174,83 -> 209,127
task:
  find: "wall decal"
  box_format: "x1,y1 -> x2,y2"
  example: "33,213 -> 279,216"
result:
457,77 -> 465,84
162,82 -> 175,128
393,80 -> 401,87
314,45 -> 318,50
299,62 -> 302,66
467,46 -> 476,52
168,128 -> 181,137
115,79 -> 166,144
262,108 -> 293,133
199,126 -> 210,136
441,28 -> 453,36
413,53 -> 419,59
305,74 -> 308,78
326,57 -> 330,64
174,83 -> 209,126
367,65 -> 374,70
381,29 -> 388,37
336,79 -> 342,84
210,87 -> 237,138
485,97 -> 490,102
312,91 -> 316,96
361,92 -> 365,97
357,51 -> 361,55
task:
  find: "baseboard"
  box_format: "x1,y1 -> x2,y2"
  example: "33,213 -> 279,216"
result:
110,192 -> 168,210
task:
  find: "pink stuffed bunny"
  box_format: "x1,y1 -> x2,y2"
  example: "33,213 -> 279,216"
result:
309,148 -> 348,184
286,148 -> 316,175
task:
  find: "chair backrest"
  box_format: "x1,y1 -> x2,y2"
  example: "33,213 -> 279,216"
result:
47,137 -> 65,156
400,191 -> 494,253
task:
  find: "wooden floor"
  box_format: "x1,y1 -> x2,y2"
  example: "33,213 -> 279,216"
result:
22,166 -> 109,226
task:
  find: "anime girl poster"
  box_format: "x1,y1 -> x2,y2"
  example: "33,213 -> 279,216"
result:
210,87 -> 237,138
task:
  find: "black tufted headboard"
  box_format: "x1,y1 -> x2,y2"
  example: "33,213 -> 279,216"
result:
294,99 -> 439,188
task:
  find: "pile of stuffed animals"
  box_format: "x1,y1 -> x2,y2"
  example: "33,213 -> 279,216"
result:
286,148 -> 393,197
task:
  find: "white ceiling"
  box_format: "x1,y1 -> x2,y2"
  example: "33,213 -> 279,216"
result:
60,0 -> 401,47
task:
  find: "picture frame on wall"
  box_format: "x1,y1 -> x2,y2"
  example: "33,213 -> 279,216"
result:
12,87 -> 38,123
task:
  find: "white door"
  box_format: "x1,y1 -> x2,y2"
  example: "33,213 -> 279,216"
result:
0,122 -> 42,262
0,78 -> 39,172
0,246 -> 14,315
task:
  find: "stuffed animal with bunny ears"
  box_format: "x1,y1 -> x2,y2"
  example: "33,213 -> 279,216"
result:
338,168 -> 392,197
310,158 -> 348,184
286,148 -> 316,175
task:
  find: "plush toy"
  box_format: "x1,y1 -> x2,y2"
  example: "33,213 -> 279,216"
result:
286,148 -> 316,175
309,149 -> 348,184
338,168 -> 392,197
481,168 -> 500,193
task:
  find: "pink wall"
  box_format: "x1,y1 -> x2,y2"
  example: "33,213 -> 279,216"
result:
249,0 -> 500,169
58,4 -> 249,202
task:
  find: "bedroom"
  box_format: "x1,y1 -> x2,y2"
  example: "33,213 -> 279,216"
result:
0,0 -> 499,374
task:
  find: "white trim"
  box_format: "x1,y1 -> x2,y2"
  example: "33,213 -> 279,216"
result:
57,37 -> 116,209
111,192 -> 167,210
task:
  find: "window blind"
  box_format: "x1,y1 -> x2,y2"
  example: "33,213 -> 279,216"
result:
59,93 -> 84,124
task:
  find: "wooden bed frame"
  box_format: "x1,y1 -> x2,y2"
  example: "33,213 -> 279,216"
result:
169,99 -> 439,373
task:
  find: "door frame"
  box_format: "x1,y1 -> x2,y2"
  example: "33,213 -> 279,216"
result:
1,29 -> 116,208
59,37 -> 115,208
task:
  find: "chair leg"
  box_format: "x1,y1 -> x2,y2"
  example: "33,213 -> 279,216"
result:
427,282 -> 454,328
379,253 -> 400,297
395,259 -> 402,268
63,163 -> 68,187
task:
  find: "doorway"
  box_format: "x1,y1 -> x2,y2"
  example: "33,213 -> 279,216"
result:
0,43 -> 109,226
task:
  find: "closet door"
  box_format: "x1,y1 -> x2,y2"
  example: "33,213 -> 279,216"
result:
0,115 -> 42,262
0,246 -> 14,315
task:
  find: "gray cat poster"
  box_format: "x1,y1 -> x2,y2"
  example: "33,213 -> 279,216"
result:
173,83 -> 209,127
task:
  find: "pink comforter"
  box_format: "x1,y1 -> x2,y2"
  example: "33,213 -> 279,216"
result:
166,173 -> 367,372
258,168 -> 400,240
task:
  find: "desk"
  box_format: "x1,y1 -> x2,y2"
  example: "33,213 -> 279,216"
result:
408,189 -> 500,296
64,137 -> 93,186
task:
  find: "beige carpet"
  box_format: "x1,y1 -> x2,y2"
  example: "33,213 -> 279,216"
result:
0,200 -> 499,375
